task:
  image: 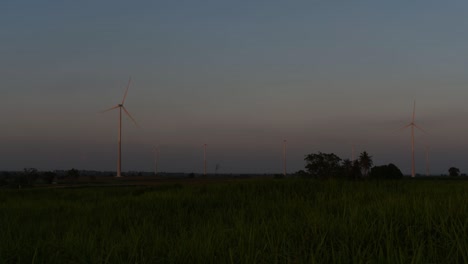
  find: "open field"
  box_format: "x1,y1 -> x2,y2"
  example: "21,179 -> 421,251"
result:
0,178 -> 467,263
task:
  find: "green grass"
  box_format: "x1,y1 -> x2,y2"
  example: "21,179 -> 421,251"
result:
0,179 -> 467,263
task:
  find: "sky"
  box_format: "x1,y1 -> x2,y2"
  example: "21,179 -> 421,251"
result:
2,0 -> 468,175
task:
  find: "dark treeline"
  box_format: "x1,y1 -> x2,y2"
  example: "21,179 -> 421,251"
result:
0,169 -> 152,188
0,169 -> 276,188
299,151 -> 467,180
298,151 -> 403,180
1,151 -> 467,188
0,168 -> 79,188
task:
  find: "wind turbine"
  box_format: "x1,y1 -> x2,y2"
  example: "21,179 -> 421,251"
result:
425,145 -> 430,177
283,140 -> 287,176
102,77 -> 138,177
153,145 -> 159,176
203,144 -> 207,176
401,100 -> 427,178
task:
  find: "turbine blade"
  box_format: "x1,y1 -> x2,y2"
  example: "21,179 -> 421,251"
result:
100,105 -> 120,113
122,106 -> 139,127
414,124 -> 428,134
393,123 -> 412,133
412,100 -> 416,123
121,77 -> 132,105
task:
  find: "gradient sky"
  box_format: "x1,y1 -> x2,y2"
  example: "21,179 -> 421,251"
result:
2,0 -> 468,174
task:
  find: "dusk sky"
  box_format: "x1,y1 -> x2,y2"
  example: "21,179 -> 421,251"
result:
2,0 -> 468,174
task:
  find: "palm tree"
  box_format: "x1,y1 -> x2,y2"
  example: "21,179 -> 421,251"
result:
359,151 -> 373,177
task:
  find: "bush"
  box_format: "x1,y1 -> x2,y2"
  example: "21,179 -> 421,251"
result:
42,171 -> 57,184
370,163 -> 403,179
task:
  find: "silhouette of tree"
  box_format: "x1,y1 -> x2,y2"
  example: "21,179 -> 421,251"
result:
352,160 -> 362,180
294,170 -> 309,178
67,168 -> 80,184
0,172 -> 8,187
359,152 -> 373,177
305,152 -> 342,178
23,168 -> 39,186
370,163 -> 403,179
42,171 -> 57,184
342,159 -> 353,179
448,167 -> 460,177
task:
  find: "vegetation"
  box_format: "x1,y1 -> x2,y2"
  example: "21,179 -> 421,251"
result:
304,151 -> 375,179
0,179 -> 467,263
449,167 -> 460,177
304,152 -> 343,178
370,164 -> 404,179
358,151 -> 373,177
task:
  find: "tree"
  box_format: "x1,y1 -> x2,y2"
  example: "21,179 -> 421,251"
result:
67,168 -> 80,184
42,171 -> 57,184
294,170 -> 309,178
23,168 -> 39,186
358,151 -> 373,177
448,167 -> 460,177
0,172 -> 8,187
342,159 -> 353,178
352,160 -> 362,179
370,163 -> 403,179
304,152 -> 342,178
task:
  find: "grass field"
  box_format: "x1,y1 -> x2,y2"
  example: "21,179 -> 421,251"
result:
0,178 -> 467,263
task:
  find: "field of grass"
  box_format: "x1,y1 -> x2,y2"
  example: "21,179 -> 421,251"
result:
0,178 -> 467,263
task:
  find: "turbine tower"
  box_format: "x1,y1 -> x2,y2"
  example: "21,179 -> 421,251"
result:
425,145 -> 430,177
203,144 -> 207,176
401,100 -> 426,178
283,140 -> 287,176
154,145 -> 159,176
102,77 -> 138,177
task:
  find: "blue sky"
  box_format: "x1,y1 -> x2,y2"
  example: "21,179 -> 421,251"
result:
2,0 -> 468,174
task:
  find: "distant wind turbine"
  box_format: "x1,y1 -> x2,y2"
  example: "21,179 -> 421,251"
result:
203,144 -> 207,176
101,77 -> 138,177
154,145 -> 159,176
400,100 -> 427,178
283,140 -> 287,176
425,145 -> 430,177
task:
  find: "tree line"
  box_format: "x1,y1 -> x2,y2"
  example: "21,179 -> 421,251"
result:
300,151 -> 403,179
0,168 -> 80,188
300,151 -> 468,179
0,154 -> 466,188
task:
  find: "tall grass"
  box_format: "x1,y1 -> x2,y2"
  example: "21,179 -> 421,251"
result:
0,179 -> 466,263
